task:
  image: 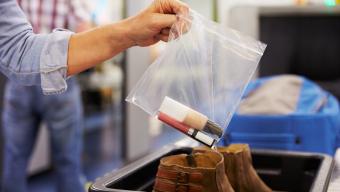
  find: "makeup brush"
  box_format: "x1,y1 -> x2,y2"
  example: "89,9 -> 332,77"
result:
159,96 -> 223,137
158,112 -> 216,147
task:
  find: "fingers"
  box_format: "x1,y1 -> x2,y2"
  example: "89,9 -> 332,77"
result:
152,13 -> 177,29
152,0 -> 189,16
167,0 -> 189,15
156,34 -> 169,42
155,27 -> 170,41
161,28 -> 170,36
152,14 -> 189,42
154,28 -> 171,42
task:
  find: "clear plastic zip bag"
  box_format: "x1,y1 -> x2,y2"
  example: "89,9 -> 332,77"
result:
126,10 -> 266,147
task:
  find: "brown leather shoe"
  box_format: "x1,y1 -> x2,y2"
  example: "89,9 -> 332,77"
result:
218,144 -> 272,192
153,149 -> 234,192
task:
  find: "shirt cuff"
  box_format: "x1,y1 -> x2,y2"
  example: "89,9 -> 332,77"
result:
40,29 -> 74,95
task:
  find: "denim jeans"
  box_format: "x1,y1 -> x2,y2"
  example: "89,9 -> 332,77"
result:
1,78 -> 84,192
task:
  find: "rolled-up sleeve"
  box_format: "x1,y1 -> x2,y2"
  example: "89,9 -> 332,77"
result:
40,29 -> 73,94
0,0 -> 72,94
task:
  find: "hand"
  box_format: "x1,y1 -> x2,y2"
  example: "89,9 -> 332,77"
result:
67,0 -> 189,76
123,0 -> 189,47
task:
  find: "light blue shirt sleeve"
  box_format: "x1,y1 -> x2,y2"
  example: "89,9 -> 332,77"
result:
0,0 -> 73,94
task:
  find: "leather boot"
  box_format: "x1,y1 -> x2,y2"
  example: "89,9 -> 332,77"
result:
153,149 -> 234,192
218,144 -> 272,192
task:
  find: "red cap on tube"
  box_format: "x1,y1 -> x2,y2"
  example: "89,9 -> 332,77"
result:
158,112 -> 190,134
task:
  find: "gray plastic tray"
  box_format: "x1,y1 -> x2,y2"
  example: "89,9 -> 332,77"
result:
90,145 -> 334,192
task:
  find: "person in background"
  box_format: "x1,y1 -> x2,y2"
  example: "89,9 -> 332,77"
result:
1,0 -> 92,191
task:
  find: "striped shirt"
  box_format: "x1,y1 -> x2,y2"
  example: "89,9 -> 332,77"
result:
17,0 -> 91,33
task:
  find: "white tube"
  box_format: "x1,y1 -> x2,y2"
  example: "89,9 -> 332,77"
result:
195,131 -> 215,146
159,97 -> 189,122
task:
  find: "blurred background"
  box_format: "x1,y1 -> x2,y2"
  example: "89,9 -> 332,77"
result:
0,0 -> 339,191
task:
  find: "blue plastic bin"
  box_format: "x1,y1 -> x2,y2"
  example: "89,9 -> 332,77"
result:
222,76 -> 340,155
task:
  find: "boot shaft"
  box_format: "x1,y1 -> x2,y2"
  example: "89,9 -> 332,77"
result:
218,144 -> 272,192
153,150 -> 234,192
193,144 -> 272,192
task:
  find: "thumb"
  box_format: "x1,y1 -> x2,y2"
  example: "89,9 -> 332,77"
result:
151,13 -> 177,30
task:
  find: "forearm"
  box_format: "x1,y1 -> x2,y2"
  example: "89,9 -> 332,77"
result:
67,21 -> 134,76
66,0 -> 189,76
0,0 -> 187,94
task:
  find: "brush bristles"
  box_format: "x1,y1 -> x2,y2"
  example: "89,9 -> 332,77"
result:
205,120 -> 223,138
